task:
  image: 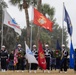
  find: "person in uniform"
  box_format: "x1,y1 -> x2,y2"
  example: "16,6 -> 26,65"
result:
29,45 -> 38,73
59,44 -> 68,73
44,44 -> 51,73
0,45 -> 8,72
15,44 -> 25,72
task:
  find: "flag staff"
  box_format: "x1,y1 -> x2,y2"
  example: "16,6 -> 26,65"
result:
62,2 -> 65,45
30,0 -> 34,50
29,0 -> 34,72
30,23 -> 33,50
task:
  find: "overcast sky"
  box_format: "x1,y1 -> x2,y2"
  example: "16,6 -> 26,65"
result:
4,0 -> 76,48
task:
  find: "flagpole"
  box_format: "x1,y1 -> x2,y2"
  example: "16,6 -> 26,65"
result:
29,1 -> 34,72
36,0 -> 41,47
30,23 -> 33,50
30,1 -> 34,50
62,2 -> 64,45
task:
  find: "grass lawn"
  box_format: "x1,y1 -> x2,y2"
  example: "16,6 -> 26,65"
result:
0,69 -> 76,75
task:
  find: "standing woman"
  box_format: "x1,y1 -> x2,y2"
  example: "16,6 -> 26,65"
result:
0,45 -> 8,72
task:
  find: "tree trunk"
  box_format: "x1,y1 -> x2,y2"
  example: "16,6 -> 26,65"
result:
35,0 -> 42,45
23,0 -> 30,70
37,0 -> 41,11
23,0 -> 30,47
24,8 -> 30,47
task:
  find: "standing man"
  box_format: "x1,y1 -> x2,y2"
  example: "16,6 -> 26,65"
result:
30,45 -> 38,73
60,44 -> 68,73
44,44 -> 51,73
15,44 -> 25,72
0,45 -> 8,72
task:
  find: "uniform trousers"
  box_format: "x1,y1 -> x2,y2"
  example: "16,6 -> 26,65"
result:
17,57 -> 25,70
30,63 -> 38,70
60,57 -> 68,72
1,59 -> 7,70
46,57 -> 50,70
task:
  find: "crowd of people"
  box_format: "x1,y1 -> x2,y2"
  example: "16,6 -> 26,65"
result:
0,43 -> 72,73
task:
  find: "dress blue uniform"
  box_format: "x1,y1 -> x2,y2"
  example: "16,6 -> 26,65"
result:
0,45 -> 8,71
44,44 -> 51,73
30,45 -> 38,73
60,45 -> 68,73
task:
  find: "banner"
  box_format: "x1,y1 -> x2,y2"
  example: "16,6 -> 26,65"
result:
33,8 -> 53,32
38,41 -> 46,69
25,42 -> 38,64
3,9 -> 21,35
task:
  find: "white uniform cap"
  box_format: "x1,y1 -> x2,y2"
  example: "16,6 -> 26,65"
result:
18,44 -> 21,47
45,44 -> 49,47
2,45 -> 5,48
62,44 -> 65,47
33,45 -> 36,47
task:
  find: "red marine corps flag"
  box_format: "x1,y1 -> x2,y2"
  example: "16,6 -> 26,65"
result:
33,8 -> 53,32
38,41 -> 46,70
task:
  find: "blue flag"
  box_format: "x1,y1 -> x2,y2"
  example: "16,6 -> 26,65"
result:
64,6 -> 73,36
56,40 -> 61,50
69,41 -> 74,68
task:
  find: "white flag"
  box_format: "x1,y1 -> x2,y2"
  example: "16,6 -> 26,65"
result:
25,43 -> 38,64
3,9 -> 21,35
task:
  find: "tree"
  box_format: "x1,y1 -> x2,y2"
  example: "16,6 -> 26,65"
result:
9,0 -> 38,46
0,0 -> 8,48
41,4 -> 55,20
0,0 -> 7,8
39,3 -> 68,49
32,3 -> 68,49
32,3 -> 55,44
0,1 -> 19,51
8,0 -> 68,49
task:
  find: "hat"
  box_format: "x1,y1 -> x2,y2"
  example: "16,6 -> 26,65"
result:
33,45 -> 36,47
2,45 -> 5,48
62,44 -> 65,47
45,44 -> 49,47
18,44 -> 21,47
